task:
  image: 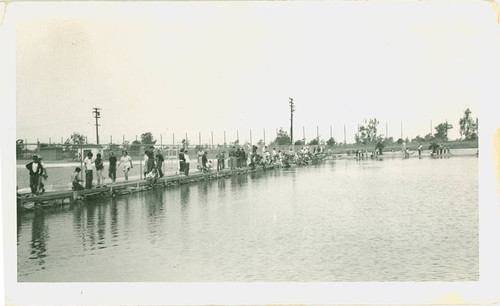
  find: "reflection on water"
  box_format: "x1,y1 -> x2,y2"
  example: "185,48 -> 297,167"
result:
17,153 -> 478,282
29,211 -> 48,266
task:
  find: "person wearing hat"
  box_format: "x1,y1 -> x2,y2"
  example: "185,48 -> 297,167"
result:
155,148 -> 164,178
25,155 -> 42,196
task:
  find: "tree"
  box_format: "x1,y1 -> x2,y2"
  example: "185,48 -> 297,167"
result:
383,137 -> 394,144
270,128 -> 291,145
424,133 -> 434,142
396,138 -> 404,145
434,122 -> 453,141
459,108 -> 478,140
308,137 -> 320,145
181,138 -> 189,148
67,132 -> 86,145
141,132 -> 156,145
64,132 -> 87,156
129,140 -> 141,153
256,139 -> 264,146
355,118 -> 379,144
326,137 -> 336,146
294,139 -> 305,145
16,139 -> 25,155
412,135 -> 425,143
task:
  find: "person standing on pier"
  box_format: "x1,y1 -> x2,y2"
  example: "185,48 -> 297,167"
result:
117,150 -> 133,181
236,148 -> 241,168
83,152 -> 94,189
95,153 -> 105,187
241,148 -> 247,167
155,149 -> 164,178
184,150 -> 191,176
108,152 -> 117,183
197,148 -> 204,170
201,150 -> 208,171
179,148 -> 185,174
145,146 -> 155,177
229,146 -> 236,170
25,155 -> 42,196
36,156 -> 48,194
216,150 -> 222,171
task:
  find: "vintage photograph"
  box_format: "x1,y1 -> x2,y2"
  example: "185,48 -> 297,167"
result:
3,0 -> 500,304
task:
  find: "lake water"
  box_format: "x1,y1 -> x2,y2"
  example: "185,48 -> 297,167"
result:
17,153 -> 478,282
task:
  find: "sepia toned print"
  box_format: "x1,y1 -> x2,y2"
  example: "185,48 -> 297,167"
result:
4,1 -> 500,305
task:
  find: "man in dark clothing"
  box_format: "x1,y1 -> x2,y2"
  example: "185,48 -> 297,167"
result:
156,149 -> 164,177
146,146 -> 155,174
236,148 -> 241,168
229,146 -> 236,169
25,155 -> 42,196
108,152 -> 117,182
241,149 -> 247,167
201,151 -> 208,171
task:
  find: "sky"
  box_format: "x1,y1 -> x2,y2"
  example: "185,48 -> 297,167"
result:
14,1 -> 498,145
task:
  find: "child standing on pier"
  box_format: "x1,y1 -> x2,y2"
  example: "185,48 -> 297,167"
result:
95,153 -> 105,187
118,150 -> 133,181
83,152 -> 94,189
108,152 -> 117,182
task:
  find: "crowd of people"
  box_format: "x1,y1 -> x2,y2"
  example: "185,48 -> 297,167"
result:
24,149 -> 166,193
32,142 -> 462,196
72,150 -> 138,190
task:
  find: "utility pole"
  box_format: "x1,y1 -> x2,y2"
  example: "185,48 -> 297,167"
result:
289,98 -> 295,144
344,124 -> 346,144
93,107 -> 101,144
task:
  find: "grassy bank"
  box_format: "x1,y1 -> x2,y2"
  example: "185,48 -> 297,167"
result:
17,139 -> 478,164
325,140 -> 478,155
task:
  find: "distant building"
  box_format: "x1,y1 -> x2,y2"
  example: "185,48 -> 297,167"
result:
39,147 -> 64,160
78,145 -> 104,161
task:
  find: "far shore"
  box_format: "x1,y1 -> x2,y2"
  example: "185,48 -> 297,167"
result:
16,139 -> 478,165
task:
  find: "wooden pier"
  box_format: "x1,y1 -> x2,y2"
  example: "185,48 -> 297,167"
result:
17,165 -> 273,213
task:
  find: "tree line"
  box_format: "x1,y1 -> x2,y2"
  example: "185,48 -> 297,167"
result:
16,108 -> 478,157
